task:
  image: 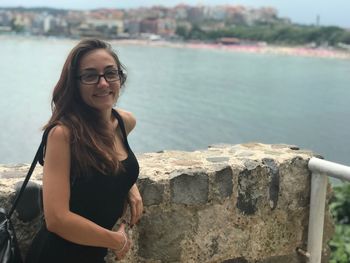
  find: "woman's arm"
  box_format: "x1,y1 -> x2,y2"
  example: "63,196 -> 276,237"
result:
127,184 -> 143,226
42,125 -> 128,252
116,109 -> 136,135
116,109 -> 143,226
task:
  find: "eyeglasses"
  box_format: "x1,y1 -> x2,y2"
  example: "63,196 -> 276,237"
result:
77,69 -> 122,85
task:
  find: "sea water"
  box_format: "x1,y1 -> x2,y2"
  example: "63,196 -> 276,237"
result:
0,37 -> 349,167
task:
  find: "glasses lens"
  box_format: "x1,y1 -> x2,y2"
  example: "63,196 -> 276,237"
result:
81,73 -> 98,84
105,70 -> 120,82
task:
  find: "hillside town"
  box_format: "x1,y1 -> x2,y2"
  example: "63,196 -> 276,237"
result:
0,4 -> 289,40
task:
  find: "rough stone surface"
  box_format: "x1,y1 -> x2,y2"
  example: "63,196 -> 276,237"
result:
0,143 -> 335,263
222,258 -> 248,263
243,159 -> 260,170
257,253 -> 304,263
213,167 -> 233,200
138,209 -> 194,262
236,166 -> 268,215
206,157 -> 230,163
263,158 -> 280,210
170,172 -> 209,205
138,178 -> 164,206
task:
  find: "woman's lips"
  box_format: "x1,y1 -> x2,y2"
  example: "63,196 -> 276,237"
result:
94,91 -> 112,97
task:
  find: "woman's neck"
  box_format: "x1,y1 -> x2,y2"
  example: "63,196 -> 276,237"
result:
100,108 -> 113,123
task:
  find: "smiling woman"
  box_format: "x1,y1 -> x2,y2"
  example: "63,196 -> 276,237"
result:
24,39 -> 143,263
78,50 -> 122,115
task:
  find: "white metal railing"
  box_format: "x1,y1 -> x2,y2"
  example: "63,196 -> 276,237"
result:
306,157 -> 350,263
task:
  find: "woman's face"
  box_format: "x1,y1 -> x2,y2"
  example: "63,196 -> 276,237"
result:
78,49 -> 120,113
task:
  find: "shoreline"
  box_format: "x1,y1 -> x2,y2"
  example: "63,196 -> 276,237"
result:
112,39 -> 350,60
2,34 -> 350,60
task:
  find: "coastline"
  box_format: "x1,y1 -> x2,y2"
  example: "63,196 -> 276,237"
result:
112,39 -> 350,60
2,34 -> 350,60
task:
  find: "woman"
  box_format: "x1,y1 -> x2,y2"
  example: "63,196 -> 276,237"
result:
25,39 -> 143,263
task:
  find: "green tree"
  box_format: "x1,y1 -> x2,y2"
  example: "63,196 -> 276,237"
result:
175,23 -> 350,47
175,26 -> 189,39
188,25 -> 206,40
329,184 -> 350,263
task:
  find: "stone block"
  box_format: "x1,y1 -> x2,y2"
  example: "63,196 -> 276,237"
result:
213,167 -> 233,200
138,210 -> 193,262
244,159 -> 260,170
236,169 -> 258,215
263,158 -> 280,210
138,178 -> 164,206
170,172 -> 209,205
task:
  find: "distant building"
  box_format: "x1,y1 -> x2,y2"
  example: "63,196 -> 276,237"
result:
204,5 -> 226,21
43,15 -> 53,33
225,6 -> 249,26
124,19 -> 140,36
249,7 -> 278,25
86,18 -> 123,34
187,6 -> 205,24
140,18 -> 158,34
0,4 -> 294,38
172,4 -> 189,20
0,11 -> 12,27
157,18 -> 176,36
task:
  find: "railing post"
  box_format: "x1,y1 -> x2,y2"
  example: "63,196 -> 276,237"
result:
307,171 -> 328,263
307,157 -> 350,262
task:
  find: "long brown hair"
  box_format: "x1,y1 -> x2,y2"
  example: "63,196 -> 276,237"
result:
44,39 -> 127,177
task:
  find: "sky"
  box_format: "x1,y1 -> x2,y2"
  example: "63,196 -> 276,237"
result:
0,0 -> 349,28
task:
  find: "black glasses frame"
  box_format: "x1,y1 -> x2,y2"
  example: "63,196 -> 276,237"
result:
77,69 -> 123,85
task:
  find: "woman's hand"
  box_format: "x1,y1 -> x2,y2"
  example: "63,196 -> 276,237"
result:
113,223 -> 131,260
127,184 -> 143,226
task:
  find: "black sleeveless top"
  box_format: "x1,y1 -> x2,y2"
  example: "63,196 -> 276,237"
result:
25,109 -> 139,263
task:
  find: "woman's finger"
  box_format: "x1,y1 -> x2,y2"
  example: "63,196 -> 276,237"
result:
130,201 -> 137,226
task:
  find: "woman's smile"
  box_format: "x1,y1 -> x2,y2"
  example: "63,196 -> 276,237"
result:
93,90 -> 113,97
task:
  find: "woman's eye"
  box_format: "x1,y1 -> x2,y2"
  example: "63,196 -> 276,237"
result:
83,74 -> 98,81
105,70 -> 119,79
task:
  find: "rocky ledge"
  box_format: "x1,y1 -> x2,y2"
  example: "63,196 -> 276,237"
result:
0,143 -> 333,263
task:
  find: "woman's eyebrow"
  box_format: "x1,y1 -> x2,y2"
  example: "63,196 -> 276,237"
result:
80,68 -> 97,72
104,65 -> 118,70
81,65 -> 117,72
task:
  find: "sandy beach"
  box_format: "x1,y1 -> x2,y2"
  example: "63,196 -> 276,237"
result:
2,35 -> 350,60
112,39 -> 350,60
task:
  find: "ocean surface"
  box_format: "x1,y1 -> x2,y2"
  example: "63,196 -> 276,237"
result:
0,37 -> 349,168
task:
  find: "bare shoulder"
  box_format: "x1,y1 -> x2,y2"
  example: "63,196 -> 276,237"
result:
116,108 -> 136,135
47,124 -> 70,144
44,124 -> 71,172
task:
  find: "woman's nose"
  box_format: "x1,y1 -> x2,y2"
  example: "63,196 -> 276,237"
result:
97,75 -> 109,88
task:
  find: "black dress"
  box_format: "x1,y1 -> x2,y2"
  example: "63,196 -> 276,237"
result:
25,110 -> 139,263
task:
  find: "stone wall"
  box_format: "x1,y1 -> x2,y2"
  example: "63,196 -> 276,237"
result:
0,143 -> 334,263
